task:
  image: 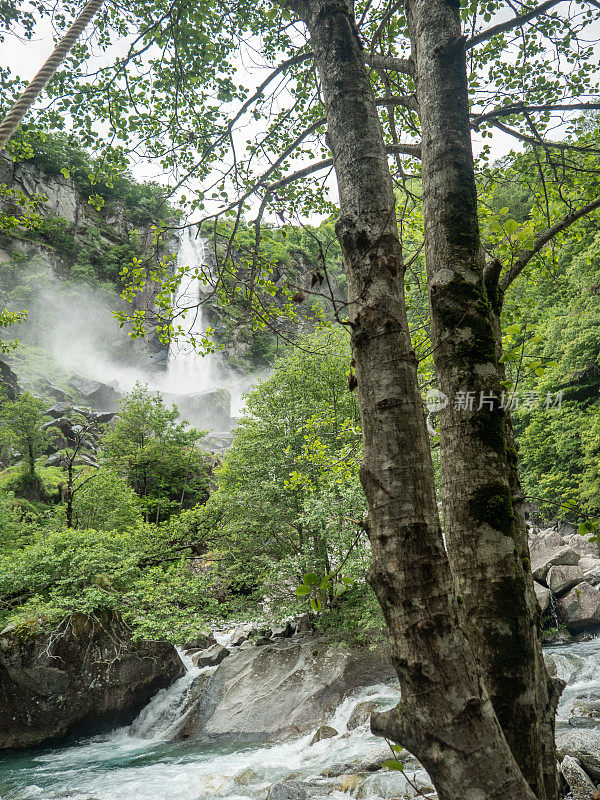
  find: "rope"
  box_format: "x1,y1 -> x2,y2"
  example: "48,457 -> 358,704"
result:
0,0 -> 106,151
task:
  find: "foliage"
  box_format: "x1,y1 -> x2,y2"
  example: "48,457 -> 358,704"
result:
71,468 -> 142,532
0,392 -> 49,475
101,383 -> 209,521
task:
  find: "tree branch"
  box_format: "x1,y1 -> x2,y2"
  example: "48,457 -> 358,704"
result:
484,119 -> 600,155
471,102 -> 600,127
500,196 -> 600,291
466,0 -> 564,50
366,53 -> 414,75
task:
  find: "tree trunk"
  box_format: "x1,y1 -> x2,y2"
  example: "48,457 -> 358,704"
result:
289,2 -> 538,798
405,1 -> 558,796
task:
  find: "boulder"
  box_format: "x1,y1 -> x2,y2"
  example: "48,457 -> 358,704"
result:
558,582 -> 600,633
310,725 -> 338,745
191,644 -> 230,668
569,698 -> 600,728
580,557 -> 600,586
560,755 -> 597,799
534,581 -> 551,612
347,700 -> 379,731
0,359 -> 20,401
255,636 -> 272,646
295,613 -> 313,635
272,621 -> 294,638
0,612 -> 183,749
566,533 -> 600,559
266,782 -> 310,800
547,565 -> 585,596
557,727 -> 600,781
183,632 -> 216,652
69,376 -> 121,409
531,541 -> 580,583
181,637 -> 395,744
229,629 -> 249,647
90,411 -> 117,425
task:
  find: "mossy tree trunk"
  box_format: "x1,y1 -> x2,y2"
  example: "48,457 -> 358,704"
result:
405,1 -> 558,796
288,2 -> 539,798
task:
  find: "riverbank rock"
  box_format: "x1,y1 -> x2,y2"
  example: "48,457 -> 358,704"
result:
0,612 -> 183,749
557,729 -> 600,781
310,725 -> 338,745
561,755 -> 597,799
191,644 -> 230,668
181,636 -> 395,744
531,540 -> 580,583
557,582 -> 600,633
547,564 -> 585,596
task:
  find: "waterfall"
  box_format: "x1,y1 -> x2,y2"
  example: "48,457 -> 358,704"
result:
128,647 -> 210,740
165,228 -> 216,395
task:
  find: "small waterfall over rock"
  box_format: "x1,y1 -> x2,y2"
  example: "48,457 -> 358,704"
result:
166,229 -> 216,395
128,647 -> 211,740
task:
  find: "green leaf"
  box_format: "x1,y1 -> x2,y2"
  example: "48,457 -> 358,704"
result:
60,167 -> 70,179
295,585 -> 311,596
505,324 -> 521,334
333,583 -> 347,597
382,759 -> 404,771
304,572 -> 320,586
310,596 -> 322,613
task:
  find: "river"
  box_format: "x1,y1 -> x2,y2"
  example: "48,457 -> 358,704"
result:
1,638 -> 599,800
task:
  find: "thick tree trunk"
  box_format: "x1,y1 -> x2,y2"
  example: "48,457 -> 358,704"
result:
289,2 -> 538,798
405,1 -> 558,796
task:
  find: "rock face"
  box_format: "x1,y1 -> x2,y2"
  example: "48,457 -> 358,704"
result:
165,388 -> 232,431
181,637 -> 395,744
0,613 -> 184,749
0,359 -> 20,401
557,728 -> 600,782
557,582 -> 600,633
534,581 -> 551,612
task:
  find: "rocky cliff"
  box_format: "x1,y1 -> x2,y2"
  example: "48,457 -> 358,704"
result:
0,612 -> 184,749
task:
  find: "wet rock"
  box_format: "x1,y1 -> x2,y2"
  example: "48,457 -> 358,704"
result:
335,774 -> 364,794
234,767 -> 259,787
534,581 -> 551,612
347,700 -> 378,731
569,698 -> 600,728
0,612 -> 183,749
358,746 -> 393,772
191,644 -> 230,668
90,411 -> 117,425
547,565 -> 585,596
310,725 -> 338,745
166,388 -> 232,431
561,755 -> 596,799
557,729 -> 600,781
182,633 -> 216,652
229,629 -> 249,647
531,541 -> 580,583
543,628 -> 572,645
255,636 -> 272,646
182,637 -> 395,744
266,781 -> 310,800
558,582 -> 600,633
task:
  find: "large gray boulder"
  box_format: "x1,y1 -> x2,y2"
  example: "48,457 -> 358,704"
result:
0,612 -> 183,749
558,582 -> 600,633
547,564 -> 585,596
165,388 -> 232,431
191,644 -> 230,668
560,755 -> 596,800
530,540 -> 580,583
180,637 -> 395,744
557,728 -> 600,782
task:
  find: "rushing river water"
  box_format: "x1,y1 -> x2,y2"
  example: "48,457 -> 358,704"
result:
2,638 -> 599,800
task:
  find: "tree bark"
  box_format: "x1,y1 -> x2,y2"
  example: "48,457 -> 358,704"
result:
288,2 -> 539,798
405,1 -> 558,796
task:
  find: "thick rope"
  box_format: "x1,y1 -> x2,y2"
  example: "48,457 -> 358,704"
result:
0,0 -> 105,150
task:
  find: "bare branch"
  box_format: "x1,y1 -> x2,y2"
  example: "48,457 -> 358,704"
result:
500,196 -> 600,291
485,119 -> 600,155
466,0 -> 563,50
471,102 -> 600,127
366,53 -> 414,76
376,94 -> 419,111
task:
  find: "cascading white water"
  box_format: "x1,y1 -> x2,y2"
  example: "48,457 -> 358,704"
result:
165,228 -> 216,395
127,647 -> 209,740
